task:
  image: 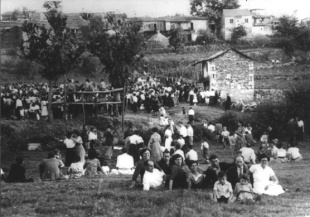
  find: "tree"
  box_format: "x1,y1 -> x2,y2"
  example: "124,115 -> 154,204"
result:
80,14 -> 145,89
274,15 -> 300,38
231,25 -> 247,42
195,29 -> 217,45
190,0 -> 240,33
21,1 -> 84,121
168,27 -> 186,51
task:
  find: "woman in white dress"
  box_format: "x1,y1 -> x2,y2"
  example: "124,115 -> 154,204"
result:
41,99 -> 48,119
164,125 -> 173,152
249,154 -> 285,196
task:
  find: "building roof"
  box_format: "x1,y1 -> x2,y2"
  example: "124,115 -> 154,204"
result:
192,48 -> 253,66
128,15 -> 208,23
223,9 -> 253,17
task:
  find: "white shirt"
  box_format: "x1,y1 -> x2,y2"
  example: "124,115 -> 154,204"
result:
177,138 -> 185,148
201,141 -> 209,150
159,107 -> 166,117
128,134 -> 141,144
16,99 -> 23,107
179,125 -> 188,137
64,138 -> 75,148
221,130 -> 230,138
249,164 -> 276,194
287,147 -> 301,159
143,168 -> 165,191
277,148 -> 287,158
187,126 -> 194,137
208,125 -> 215,132
188,109 -> 195,115
173,149 -> 185,160
240,147 -> 256,163
88,132 -> 97,141
186,149 -> 198,161
116,153 -> 134,169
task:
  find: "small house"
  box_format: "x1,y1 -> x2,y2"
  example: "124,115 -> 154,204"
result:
192,48 -> 254,101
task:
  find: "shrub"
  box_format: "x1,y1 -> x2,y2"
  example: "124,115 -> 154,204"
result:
238,35 -> 271,48
231,25 -> 247,43
195,30 -> 217,45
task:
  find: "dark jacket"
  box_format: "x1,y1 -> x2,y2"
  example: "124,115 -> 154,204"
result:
226,165 -> 249,189
203,162 -> 232,189
157,158 -> 171,175
287,120 -> 298,136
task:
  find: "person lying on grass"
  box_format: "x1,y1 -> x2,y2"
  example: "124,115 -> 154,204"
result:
287,143 -> 302,162
187,160 -> 205,190
143,160 -> 166,191
6,157 -> 34,183
234,174 -> 254,203
213,171 -> 233,203
129,148 -> 162,189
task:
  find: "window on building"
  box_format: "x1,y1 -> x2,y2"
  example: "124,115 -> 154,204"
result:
230,19 -> 233,23
191,22 -> 194,30
212,74 -> 215,78
211,67 -> 215,71
245,18 -> 248,23
154,24 -> 157,30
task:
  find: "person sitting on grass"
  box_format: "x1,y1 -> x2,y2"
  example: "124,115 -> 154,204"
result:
143,160 -> 166,191
203,154 -> 232,189
129,148 -> 162,189
287,144 -> 302,162
234,174 -> 254,203
213,171 -> 233,204
274,142 -> 288,163
68,156 -> 85,179
84,151 -> 107,178
173,143 -> 185,161
6,157 -> 34,183
200,138 -> 209,164
240,143 -> 256,166
169,154 -> 188,190
187,160 -> 205,190
185,144 -> 198,165
39,152 -> 66,181
249,154 -> 285,196
114,147 -> 135,175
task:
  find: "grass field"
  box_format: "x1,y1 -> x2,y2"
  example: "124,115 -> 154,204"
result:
1,104 -> 310,217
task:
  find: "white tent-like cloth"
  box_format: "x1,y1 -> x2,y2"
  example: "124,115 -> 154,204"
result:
147,31 -> 169,49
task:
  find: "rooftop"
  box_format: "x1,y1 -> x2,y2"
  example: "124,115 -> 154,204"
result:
223,9 -> 253,17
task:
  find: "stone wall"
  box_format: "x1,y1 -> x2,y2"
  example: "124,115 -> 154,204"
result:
211,50 -> 254,101
254,89 -> 285,103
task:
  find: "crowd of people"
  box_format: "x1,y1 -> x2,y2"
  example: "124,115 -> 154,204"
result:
2,112 -> 305,203
1,76 -> 305,204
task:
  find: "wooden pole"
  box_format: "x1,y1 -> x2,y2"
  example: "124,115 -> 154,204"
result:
122,81 -> 127,133
64,75 -> 68,131
82,102 -> 86,126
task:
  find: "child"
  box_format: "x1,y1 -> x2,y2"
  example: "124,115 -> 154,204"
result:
54,149 -> 65,168
159,114 -> 166,126
182,107 -> 186,115
221,126 -> 230,149
200,138 -> 209,164
234,174 -> 254,202
213,171 -> 233,203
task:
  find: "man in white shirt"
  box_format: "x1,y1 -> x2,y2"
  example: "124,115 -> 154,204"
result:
178,122 -> 187,138
240,143 -> 256,165
159,106 -> 166,117
143,160 -> 165,191
88,128 -> 98,141
207,123 -> 215,133
177,136 -> 186,148
116,148 -> 135,175
186,122 -> 194,147
185,144 -> 198,161
188,107 -> 195,123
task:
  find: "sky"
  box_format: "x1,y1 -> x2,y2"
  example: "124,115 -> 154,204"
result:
1,0 -> 310,20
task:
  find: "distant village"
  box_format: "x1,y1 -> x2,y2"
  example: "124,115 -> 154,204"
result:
1,8 -> 309,49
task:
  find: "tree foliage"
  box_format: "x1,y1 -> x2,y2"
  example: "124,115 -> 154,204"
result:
168,27 -> 186,51
190,0 -> 240,30
231,25 -> 247,42
21,1 -> 84,121
195,29 -> 217,45
80,14 -> 145,88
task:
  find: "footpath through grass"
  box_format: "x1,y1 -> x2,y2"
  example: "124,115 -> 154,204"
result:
1,140 -> 310,217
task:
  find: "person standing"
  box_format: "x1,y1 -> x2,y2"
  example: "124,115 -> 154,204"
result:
286,118 -> 298,148
225,93 -> 231,111
188,107 -> 195,123
186,122 -> 194,147
148,128 -> 163,162
104,125 -> 114,160
296,117 -> 304,142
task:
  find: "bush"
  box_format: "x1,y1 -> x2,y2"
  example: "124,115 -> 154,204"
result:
195,30 -> 218,45
231,25 -> 247,43
238,35 -> 272,48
